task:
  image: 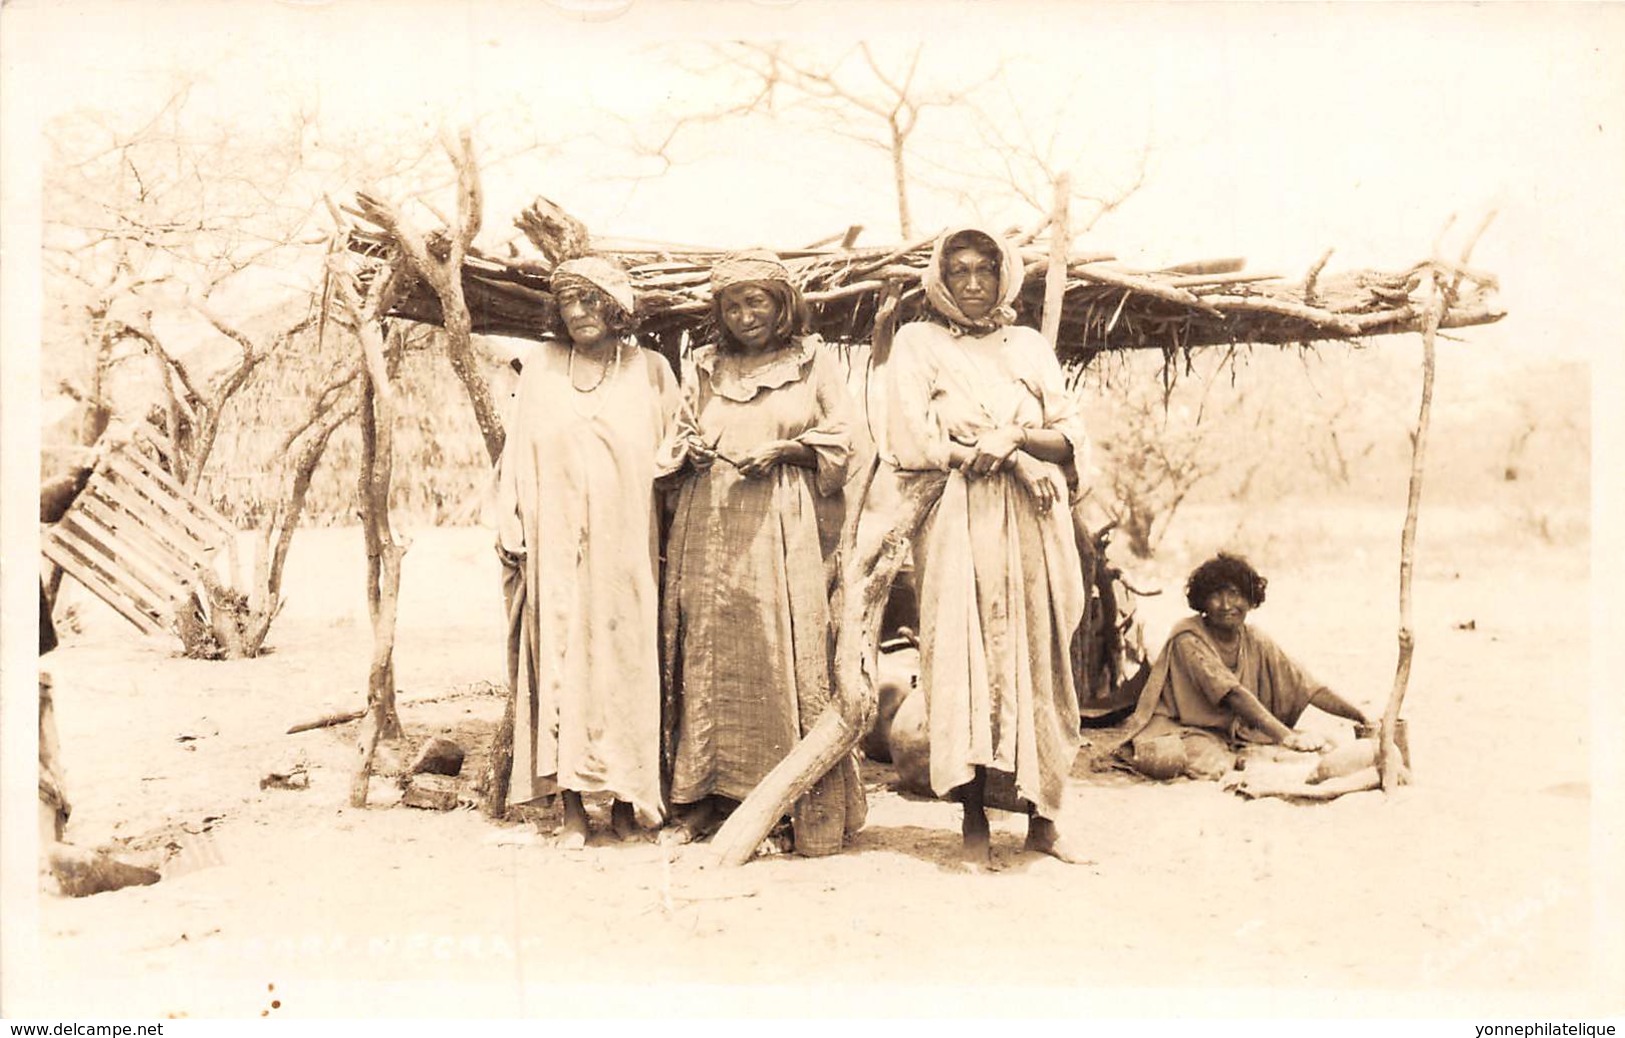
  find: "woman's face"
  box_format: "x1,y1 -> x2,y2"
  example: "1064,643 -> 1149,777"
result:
719,283 -> 782,353
557,286 -> 612,348
944,245 -> 1001,321
1202,585 -> 1253,636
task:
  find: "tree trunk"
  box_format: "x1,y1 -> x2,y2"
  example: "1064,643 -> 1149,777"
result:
439,282 -> 505,463
707,471 -> 947,866
1041,173 -> 1071,347
351,341 -> 405,808
482,693 -> 514,820
258,388 -> 359,620
891,126 -> 912,239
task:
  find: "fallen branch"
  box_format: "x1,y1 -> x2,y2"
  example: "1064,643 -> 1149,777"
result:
286,709 -> 366,735
1228,765 -> 1395,802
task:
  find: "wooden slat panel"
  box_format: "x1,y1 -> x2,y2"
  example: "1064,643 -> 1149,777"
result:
81,486 -> 213,585
76,489 -> 202,582
43,442 -> 243,642
74,493 -> 194,576
93,465 -> 221,560
118,448 -> 237,542
51,519 -> 178,616
42,528 -> 168,636
100,456 -> 228,554
63,507 -> 192,605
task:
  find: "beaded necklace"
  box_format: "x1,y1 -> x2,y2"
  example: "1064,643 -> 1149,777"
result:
567,338 -> 623,417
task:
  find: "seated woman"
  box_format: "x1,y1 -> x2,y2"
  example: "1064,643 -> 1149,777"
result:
1115,552 -> 1371,780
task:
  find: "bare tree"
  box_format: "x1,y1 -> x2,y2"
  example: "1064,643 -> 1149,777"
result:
41,84 -> 452,657
919,71 -> 1152,241
1079,352 -> 1232,559
43,81 -> 448,487
630,42 -> 1002,238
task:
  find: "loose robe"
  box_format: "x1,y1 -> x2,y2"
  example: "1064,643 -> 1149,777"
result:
879,319 -> 1089,819
662,337 -> 865,855
493,341 -> 684,828
1112,615 -> 1327,779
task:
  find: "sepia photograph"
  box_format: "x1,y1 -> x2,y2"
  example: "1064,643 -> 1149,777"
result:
2,0 -> 1620,1024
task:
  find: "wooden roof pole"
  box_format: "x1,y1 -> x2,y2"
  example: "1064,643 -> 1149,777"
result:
1379,211 -> 1497,792
1041,173 -> 1071,348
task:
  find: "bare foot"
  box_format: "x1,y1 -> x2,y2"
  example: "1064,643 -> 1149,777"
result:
1024,816 -> 1092,865
558,790 -> 589,850
962,803 -> 992,867
609,800 -> 636,842
660,799 -> 717,846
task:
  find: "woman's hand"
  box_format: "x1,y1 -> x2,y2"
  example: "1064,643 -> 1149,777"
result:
686,435 -> 719,473
1281,730 -> 1328,753
736,441 -> 788,478
1008,453 -> 1060,514
496,514 -> 526,562
965,426 -> 1025,478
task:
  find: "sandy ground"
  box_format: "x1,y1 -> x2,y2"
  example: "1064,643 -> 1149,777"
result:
10,502 -> 1617,1019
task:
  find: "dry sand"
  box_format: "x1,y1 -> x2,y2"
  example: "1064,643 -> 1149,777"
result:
13,501 -> 1611,1018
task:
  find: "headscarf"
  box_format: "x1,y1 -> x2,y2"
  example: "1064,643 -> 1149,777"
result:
552,256 -> 636,317
922,224 -> 1026,334
709,249 -> 808,353
710,248 -> 793,293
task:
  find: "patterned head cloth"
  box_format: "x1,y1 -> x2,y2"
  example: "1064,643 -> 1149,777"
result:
710,249 -> 793,294
922,224 -> 1025,334
552,256 -> 635,316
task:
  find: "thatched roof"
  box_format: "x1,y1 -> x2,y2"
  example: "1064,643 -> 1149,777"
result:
346,228 -> 1503,368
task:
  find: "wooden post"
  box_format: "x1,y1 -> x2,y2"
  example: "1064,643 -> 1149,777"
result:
350,332 -> 406,807
325,247 -> 410,808
1380,288 -> 1437,791
1041,173 -> 1071,348
1378,212 -> 1496,791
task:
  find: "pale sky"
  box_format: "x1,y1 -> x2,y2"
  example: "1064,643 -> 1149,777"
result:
7,2 -> 1617,623
6,0 -> 1622,366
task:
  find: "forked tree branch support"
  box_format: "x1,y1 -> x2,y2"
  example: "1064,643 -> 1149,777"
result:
352,134 -> 505,464
1380,211 -> 1497,791
706,472 -> 948,866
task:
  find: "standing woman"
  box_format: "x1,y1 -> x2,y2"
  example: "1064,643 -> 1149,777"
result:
493,256 -> 685,848
880,225 -> 1089,865
662,250 -> 864,856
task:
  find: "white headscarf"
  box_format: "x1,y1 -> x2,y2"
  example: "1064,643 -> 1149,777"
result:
922,224 -> 1026,335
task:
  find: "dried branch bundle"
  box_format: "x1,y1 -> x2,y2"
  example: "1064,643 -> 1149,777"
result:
345,222 -> 1503,368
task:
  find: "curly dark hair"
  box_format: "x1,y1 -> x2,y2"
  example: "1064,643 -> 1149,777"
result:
709,279 -> 808,353
1185,552 -> 1268,611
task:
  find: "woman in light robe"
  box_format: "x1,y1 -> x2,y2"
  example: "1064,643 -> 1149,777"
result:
662,250 -> 864,856
493,257 -> 685,848
879,225 -> 1089,866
